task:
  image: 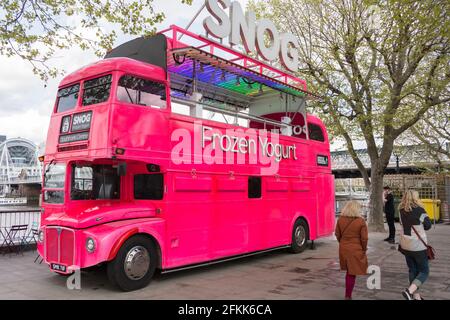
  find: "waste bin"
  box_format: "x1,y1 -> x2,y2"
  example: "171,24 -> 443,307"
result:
421,199 -> 441,222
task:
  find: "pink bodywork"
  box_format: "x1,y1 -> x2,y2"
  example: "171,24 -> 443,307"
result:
37,28 -> 335,274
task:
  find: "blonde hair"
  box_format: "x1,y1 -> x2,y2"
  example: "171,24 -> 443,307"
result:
399,190 -> 424,212
340,200 -> 362,218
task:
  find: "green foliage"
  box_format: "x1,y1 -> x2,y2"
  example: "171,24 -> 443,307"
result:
0,0 -> 193,81
249,0 -> 449,167
249,0 -> 449,228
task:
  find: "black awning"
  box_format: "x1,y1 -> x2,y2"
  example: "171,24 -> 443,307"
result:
104,34 -> 168,71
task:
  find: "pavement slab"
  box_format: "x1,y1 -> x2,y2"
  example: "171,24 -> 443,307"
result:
0,223 -> 449,300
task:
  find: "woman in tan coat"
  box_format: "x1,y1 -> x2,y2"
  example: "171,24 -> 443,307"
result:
335,201 -> 369,299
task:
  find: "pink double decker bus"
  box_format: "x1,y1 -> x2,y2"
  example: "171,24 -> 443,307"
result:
37,25 -> 335,291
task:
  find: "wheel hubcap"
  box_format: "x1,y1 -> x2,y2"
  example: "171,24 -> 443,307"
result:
124,246 -> 150,280
295,225 -> 306,247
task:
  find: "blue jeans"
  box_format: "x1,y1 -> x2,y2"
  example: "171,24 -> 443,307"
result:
405,252 -> 429,288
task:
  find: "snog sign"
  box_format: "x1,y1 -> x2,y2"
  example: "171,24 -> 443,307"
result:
203,0 -> 299,72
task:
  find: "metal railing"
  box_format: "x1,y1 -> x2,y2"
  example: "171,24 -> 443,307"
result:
0,209 -> 41,245
0,176 -> 42,185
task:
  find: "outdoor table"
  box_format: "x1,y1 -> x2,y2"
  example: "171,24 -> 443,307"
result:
0,225 -> 29,254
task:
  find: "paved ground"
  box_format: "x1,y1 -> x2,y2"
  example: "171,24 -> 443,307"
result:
1,223 -> 449,300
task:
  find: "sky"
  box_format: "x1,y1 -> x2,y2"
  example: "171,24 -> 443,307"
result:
0,0 -> 251,148
1,0 -> 357,152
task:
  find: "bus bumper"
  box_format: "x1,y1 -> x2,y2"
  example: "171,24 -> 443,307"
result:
37,219 -> 163,274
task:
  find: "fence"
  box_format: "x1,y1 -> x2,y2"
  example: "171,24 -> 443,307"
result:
335,178 -> 370,218
383,174 -> 449,222
335,174 -> 450,222
0,209 -> 41,245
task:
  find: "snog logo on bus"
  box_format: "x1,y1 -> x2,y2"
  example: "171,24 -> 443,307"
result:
203,0 -> 299,72
170,121 -> 298,175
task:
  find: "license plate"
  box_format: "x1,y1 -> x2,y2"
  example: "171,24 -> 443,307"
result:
51,263 -> 67,272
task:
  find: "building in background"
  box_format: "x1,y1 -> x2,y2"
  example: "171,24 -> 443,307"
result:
0,136 -> 42,205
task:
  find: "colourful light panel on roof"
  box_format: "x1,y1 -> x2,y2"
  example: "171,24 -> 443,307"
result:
167,47 -> 307,98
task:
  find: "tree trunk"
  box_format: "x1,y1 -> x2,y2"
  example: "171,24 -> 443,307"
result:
368,166 -> 386,232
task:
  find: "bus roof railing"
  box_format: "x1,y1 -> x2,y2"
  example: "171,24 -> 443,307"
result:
159,25 -> 320,100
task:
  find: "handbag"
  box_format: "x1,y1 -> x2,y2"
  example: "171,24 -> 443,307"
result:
411,226 -> 436,260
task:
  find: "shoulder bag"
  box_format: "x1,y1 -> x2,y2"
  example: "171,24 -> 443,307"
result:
412,225 -> 436,260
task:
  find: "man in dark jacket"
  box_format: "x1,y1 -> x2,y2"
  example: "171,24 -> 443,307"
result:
383,186 -> 396,243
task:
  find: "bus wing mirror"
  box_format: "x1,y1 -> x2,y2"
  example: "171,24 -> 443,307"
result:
117,163 -> 127,176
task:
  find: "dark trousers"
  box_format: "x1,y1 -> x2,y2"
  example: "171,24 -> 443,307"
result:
386,212 -> 396,239
405,252 -> 429,288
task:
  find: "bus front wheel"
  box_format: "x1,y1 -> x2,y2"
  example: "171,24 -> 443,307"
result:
107,235 -> 157,291
289,219 -> 309,253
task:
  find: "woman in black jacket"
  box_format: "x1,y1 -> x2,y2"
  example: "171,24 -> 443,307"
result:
398,190 -> 432,300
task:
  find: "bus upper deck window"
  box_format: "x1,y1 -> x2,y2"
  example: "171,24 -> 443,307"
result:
117,75 -> 167,109
82,74 -> 112,106
56,84 -> 80,113
308,123 -> 325,142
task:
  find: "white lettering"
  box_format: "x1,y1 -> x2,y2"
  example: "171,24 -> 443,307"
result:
203,0 -> 299,72
280,33 -> 299,72
203,0 -> 231,39
230,1 -> 256,53
66,269 -> 81,290
293,125 -> 302,135
367,265 -> 381,290
256,19 -> 280,61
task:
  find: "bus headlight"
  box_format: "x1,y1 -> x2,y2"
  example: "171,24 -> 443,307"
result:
38,230 -> 44,243
86,238 -> 96,253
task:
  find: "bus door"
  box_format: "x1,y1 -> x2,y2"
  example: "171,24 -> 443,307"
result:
165,172 -> 212,267
315,173 -> 335,237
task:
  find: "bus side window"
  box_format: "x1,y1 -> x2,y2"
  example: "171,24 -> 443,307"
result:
134,174 -> 164,200
117,75 -> 167,109
308,123 -> 325,142
82,74 -> 112,106
248,177 -> 262,199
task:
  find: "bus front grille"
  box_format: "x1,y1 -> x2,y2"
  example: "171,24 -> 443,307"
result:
45,227 -> 75,266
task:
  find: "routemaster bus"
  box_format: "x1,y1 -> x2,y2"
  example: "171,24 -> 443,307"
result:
37,25 -> 335,291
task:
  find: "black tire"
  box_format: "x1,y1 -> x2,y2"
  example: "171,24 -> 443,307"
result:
289,219 -> 309,253
107,235 -> 157,291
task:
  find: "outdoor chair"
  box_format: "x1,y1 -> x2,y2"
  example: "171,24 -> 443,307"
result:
21,221 -> 44,263
1,224 -> 29,255
34,253 -> 43,264
23,222 -> 39,246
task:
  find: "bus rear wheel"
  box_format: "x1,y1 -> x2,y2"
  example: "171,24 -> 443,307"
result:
107,235 -> 157,291
289,219 -> 309,253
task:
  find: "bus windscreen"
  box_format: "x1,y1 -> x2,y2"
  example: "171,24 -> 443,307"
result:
71,164 -> 120,200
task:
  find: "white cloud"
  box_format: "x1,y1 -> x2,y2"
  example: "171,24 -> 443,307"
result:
0,109 -> 50,143
0,0 -> 249,145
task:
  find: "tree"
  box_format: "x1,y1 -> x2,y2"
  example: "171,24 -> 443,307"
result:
249,0 -> 450,230
0,0 -> 192,81
400,104 -> 450,167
